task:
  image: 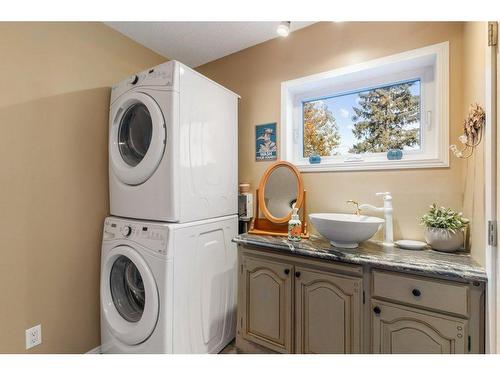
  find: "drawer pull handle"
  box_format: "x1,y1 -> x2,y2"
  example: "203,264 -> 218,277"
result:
412,289 -> 421,297
284,269 -> 290,275
295,271 -> 301,278
373,306 -> 381,315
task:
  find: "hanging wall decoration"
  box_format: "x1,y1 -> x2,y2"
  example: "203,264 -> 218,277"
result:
450,103 -> 485,159
255,123 -> 278,161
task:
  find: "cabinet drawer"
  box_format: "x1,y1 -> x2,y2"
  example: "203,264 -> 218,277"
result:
372,270 -> 469,317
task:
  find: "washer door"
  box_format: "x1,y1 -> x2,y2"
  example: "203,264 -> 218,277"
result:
101,245 -> 159,345
110,91 -> 166,185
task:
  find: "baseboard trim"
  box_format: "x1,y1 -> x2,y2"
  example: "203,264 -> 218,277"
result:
86,346 -> 101,354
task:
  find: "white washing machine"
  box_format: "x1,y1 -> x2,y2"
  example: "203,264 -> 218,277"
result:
100,215 -> 237,354
109,60 -> 239,223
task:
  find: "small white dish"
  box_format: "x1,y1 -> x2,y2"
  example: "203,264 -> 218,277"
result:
395,240 -> 428,250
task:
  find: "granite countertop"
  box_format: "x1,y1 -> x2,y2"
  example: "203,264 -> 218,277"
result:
233,233 -> 487,283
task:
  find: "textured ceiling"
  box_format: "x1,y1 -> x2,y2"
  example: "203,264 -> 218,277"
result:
105,22 -> 316,67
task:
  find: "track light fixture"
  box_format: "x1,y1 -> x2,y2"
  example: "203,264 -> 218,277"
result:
277,21 -> 291,37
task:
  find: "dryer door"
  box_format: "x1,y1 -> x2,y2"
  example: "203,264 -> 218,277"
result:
101,245 -> 159,345
110,91 -> 166,185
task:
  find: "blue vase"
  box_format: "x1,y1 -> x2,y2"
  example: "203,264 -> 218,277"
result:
309,155 -> 322,164
387,149 -> 403,160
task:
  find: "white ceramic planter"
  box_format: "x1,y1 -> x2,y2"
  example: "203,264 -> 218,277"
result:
424,227 -> 464,252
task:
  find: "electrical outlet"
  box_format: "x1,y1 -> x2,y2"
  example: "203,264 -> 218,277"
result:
25,324 -> 42,349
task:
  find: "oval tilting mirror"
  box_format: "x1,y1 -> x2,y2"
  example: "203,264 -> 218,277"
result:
259,161 -> 304,224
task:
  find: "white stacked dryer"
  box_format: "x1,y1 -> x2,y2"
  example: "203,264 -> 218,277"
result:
101,61 -> 239,354
108,60 -> 238,222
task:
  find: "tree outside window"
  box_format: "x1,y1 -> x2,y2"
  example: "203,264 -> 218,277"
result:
302,80 -> 421,157
303,101 -> 340,157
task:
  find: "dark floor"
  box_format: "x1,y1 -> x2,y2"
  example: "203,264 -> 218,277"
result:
219,340 -> 244,354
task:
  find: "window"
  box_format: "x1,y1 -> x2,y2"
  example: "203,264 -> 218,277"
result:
281,42 -> 449,171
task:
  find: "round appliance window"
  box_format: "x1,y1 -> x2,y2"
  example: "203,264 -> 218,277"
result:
110,255 -> 145,323
118,103 -> 153,167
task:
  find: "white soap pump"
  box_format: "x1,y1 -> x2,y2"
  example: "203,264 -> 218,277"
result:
359,192 -> 394,246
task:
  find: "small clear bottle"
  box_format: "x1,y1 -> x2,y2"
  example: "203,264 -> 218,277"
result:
288,207 -> 302,242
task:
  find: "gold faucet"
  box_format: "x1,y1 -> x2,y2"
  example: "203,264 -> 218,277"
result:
346,200 -> 361,216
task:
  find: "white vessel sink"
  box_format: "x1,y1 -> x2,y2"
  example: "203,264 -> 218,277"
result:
309,213 -> 385,248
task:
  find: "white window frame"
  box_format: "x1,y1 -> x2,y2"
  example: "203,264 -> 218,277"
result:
280,42 -> 449,172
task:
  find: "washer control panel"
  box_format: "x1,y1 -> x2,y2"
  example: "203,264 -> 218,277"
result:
103,218 -> 168,255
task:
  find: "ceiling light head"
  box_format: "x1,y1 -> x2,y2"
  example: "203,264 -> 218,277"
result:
277,21 -> 291,37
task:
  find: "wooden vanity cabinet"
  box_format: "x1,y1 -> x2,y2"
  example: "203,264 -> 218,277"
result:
237,247 -> 363,353
236,245 -> 485,354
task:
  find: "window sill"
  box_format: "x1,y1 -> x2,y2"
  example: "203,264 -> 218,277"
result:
292,157 -> 449,173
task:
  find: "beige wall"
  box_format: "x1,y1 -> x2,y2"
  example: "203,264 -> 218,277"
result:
198,22 -> 485,261
462,22 -> 487,266
0,22 -> 165,353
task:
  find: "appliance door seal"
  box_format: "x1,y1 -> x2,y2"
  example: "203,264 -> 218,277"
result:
101,245 -> 159,345
110,91 -> 166,185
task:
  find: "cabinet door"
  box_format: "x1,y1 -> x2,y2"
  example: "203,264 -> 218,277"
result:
295,267 -> 362,353
371,300 -> 467,354
241,255 -> 293,353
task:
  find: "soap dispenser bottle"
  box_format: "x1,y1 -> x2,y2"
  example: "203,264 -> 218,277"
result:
288,207 -> 302,242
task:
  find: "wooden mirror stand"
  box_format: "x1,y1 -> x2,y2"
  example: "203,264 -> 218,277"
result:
248,161 -> 309,238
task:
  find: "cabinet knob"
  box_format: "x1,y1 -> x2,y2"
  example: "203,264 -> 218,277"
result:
284,269 -> 290,275
295,271 -> 301,278
412,289 -> 421,297
373,306 -> 381,315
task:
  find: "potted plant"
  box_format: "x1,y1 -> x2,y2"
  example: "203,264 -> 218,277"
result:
420,204 -> 469,252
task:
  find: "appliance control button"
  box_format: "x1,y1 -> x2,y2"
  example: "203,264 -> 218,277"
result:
128,75 -> 139,85
120,226 -> 132,237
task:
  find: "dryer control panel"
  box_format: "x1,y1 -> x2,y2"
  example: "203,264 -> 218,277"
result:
110,60 -> 180,104
103,217 -> 169,255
